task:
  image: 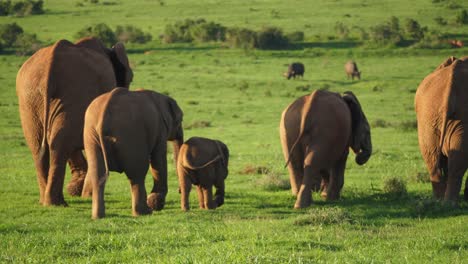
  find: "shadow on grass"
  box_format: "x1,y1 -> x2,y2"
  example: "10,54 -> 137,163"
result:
290,41 -> 360,50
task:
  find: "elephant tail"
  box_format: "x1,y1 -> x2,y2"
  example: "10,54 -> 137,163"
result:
284,92 -> 315,167
183,155 -> 223,170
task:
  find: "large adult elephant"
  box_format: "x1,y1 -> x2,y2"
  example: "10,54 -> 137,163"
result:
16,37 -> 133,206
280,90 -> 372,208
415,56 -> 468,202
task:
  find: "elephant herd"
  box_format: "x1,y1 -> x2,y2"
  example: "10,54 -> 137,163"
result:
15,37 -> 468,219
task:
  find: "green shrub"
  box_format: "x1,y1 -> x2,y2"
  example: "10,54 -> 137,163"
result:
14,32 -> 41,55
404,18 -> 426,41
0,0 -> 44,16
0,22 -> 23,47
225,27 -> 257,49
256,26 -> 289,49
286,31 -> 304,42
256,172 -> 290,191
162,18 -> 206,43
368,18 -> 403,46
434,16 -> 447,26
455,9 -> 468,25
382,176 -> 407,197
413,30 -> 450,49
190,21 -> 226,42
75,23 -> 116,47
115,25 -> 152,44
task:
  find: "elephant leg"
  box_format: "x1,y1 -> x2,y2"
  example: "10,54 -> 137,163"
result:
445,150 -> 468,202
196,186 -> 205,209
147,143 -> 168,211
286,148 -> 304,196
85,143 -> 107,219
327,152 -> 348,201
32,145 -> 49,205
201,185 -> 216,209
67,150 -> 88,196
295,165 -> 321,209
43,127 -> 70,206
320,170 -> 330,199
214,171 -> 225,208
129,178 -> 152,216
464,177 -> 468,201
178,162 -> 192,211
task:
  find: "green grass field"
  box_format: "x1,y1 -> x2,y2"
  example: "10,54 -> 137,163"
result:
1,0 -> 468,263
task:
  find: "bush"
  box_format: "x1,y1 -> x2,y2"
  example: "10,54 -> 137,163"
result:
404,18 -> 426,41
434,16 -> 447,26
286,31 -> 304,42
0,22 -> 23,47
225,27 -> 257,49
455,9 -> 468,25
413,30 -> 450,49
162,18 -> 207,43
190,21 -> 226,42
368,18 -> 403,46
14,32 -> 41,55
0,0 -> 44,16
256,26 -> 289,49
75,23 -> 117,47
382,177 -> 407,197
115,25 -> 152,44
256,172 -> 290,191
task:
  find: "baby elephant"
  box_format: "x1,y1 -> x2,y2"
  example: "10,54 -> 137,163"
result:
177,137 -> 229,211
82,87 -> 183,219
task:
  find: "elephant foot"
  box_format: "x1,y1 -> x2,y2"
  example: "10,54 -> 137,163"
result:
67,178 -> 85,197
133,205 -> 152,217
294,200 -> 311,209
464,188 -> 468,201
214,195 -> 224,207
147,192 -> 166,211
42,196 -> 68,207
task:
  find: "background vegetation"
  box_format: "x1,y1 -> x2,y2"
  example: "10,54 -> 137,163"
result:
0,0 -> 467,263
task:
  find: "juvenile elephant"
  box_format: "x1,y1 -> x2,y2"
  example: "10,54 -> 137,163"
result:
177,137 -> 229,211
415,56 -> 468,202
280,90 -> 372,208
82,88 -> 183,219
284,62 -> 305,80
345,60 -> 361,80
16,38 -> 133,206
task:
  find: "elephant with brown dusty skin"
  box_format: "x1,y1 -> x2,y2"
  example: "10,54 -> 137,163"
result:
16,38 -> 133,206
177,137 -> 229,211
415,56 -> 468,202
81,88 -> 183,219
280,90 -> 372,209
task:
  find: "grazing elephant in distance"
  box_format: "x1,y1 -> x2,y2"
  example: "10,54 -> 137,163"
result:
82,88 -> 183,219
345,60 -> 361,80
16,37 -> 133,206
284,62 -> 305,80
280,90 -> 372,208
177,137 -> 229,211
415,56 -> 468,202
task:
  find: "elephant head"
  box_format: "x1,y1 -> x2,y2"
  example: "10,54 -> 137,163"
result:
342,91 -> 372,165
75,37 -> 133,88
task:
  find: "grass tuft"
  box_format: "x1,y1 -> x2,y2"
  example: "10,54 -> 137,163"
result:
294,207 -> 352,226
382,176 -> 407,197
183,120 -> 211,129
256,172 -> 290,191
240,164 -> 270,174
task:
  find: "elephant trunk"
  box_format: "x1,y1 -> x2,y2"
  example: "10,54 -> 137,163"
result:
355,134 -> 372,165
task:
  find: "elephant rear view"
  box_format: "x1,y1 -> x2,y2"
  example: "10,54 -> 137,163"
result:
177,137 -> 229,211
16,37 -> 133,206
280,90 -> 371,208
415,56 -> 468,202
82,88 -> 184,219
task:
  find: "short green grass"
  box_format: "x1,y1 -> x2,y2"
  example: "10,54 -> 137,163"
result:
1,0 -> 468,263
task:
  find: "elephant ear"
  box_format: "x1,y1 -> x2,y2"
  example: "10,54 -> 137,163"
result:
111,42 -> 133,88
435,56 -> 457,70
342,91 -> 364,152
215,141 -> 229,168
157,95 -> 183,138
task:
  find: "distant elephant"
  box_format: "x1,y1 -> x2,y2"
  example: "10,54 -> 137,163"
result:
284,62 -> 305,80
82,88 -> 183,219
177,137 -> 229,211
16,38 -> 133,206
280,90 -> 372,208
415,56 -> 468,202
345,61 -> 361,80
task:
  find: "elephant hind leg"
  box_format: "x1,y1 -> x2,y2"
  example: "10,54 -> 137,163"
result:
33,144 -> 49,205
286,148 -> 304,196
129,178 -> 152,216
445,150 -> 468,202
196,186 -> 205,209
464,177 -> 468,201
67,150 -> 88,196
